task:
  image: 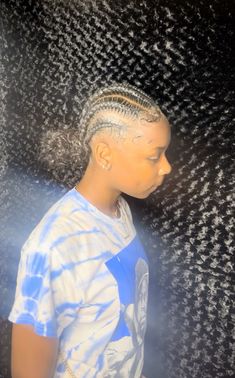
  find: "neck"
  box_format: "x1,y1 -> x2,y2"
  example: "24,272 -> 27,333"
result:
75,164 -> 121,218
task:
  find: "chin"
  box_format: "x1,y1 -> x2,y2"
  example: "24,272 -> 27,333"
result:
123,185 -> 157,199
129,191 -> 152,200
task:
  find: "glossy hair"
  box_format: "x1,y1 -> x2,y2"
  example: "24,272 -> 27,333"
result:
39,82 -> 163,186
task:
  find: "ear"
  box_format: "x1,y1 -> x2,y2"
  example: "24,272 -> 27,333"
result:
93,140 -> 112,168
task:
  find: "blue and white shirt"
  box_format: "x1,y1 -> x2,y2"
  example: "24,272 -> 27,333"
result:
9,187 -> 149,378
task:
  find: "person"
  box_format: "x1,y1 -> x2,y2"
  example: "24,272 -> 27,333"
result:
9,82 -> 172,378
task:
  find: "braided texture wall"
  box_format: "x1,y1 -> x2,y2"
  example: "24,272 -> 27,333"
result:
0,1 -> 234,377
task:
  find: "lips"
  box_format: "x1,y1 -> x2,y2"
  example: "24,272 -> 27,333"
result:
152,181 -> 163,190
150,184 -> 159,191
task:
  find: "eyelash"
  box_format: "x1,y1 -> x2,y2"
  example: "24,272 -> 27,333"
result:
148,150 -> 166,162
148,156 -> 160,163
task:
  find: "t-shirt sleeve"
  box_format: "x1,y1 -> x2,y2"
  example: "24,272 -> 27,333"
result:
8,243 -> 57,337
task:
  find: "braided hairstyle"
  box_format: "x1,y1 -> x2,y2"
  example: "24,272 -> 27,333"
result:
39,82 -> 163,187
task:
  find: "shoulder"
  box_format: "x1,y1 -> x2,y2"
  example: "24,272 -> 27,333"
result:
21,188 -> 97,258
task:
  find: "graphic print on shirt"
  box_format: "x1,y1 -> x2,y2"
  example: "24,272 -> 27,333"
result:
103,237 -> 149,378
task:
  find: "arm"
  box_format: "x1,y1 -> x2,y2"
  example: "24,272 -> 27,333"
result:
11,323 -> 59,378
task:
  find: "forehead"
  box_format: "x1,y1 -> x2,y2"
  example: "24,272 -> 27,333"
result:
130,118 -> 171,149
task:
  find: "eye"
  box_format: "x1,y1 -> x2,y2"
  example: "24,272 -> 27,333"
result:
148,156 -> 160,163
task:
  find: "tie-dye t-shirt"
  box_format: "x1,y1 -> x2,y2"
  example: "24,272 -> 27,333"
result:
9,187 -> 149,378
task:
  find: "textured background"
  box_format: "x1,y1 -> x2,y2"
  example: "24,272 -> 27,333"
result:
0,0 -> 234,377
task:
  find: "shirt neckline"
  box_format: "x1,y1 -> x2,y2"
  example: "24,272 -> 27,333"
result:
71,187 -> 124,223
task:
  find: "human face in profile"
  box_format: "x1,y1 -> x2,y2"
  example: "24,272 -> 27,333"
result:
109,113 -> 172,199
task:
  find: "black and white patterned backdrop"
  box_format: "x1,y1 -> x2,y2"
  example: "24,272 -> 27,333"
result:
0,1 -> 234,377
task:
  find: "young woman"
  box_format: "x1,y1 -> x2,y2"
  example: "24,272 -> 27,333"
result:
9,82 -> 172,378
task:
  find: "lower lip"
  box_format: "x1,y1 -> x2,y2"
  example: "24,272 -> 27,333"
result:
150,185 -> 159,191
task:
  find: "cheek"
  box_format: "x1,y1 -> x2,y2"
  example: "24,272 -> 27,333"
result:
112,151 -> 158,186
119,160 -> 156,186
111,161 -> 133,187
135,160 -> 158,179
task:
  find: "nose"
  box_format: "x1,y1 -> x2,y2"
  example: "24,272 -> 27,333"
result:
158,154 -> 172,176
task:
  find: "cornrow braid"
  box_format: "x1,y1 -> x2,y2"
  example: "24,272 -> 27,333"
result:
88,82 -> 155,104
79,84 -> 157,125
79,82 -> 163,164
39,82 -> 163,187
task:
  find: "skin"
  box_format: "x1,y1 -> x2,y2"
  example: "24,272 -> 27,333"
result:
11,323 -> 58,378
11,110 -> 171,378
75,110 -> 172,217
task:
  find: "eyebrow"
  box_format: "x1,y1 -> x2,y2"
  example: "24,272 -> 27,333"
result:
147,137 -> 171,149
147,142 -> 168,150
147,146 -> 166,155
